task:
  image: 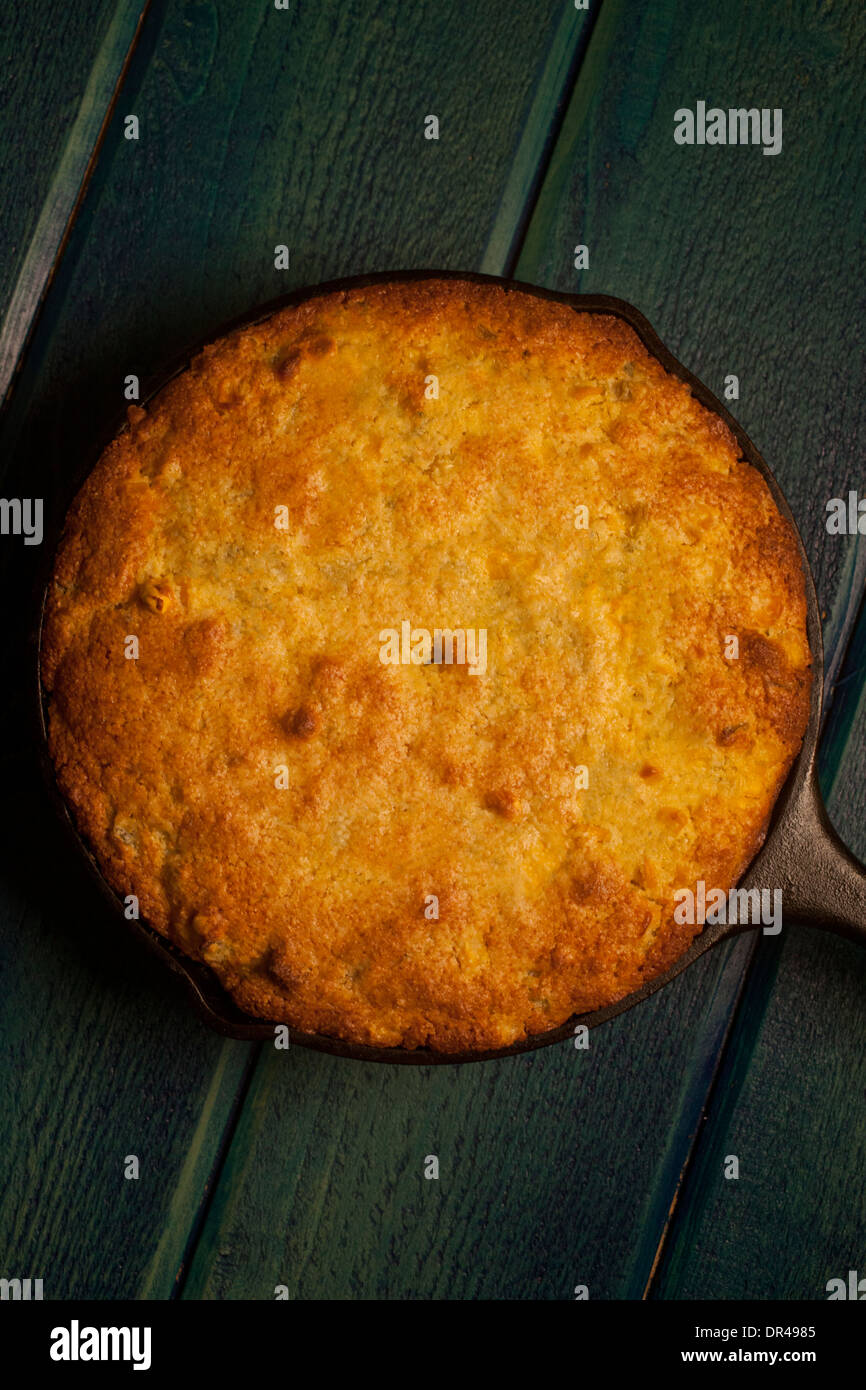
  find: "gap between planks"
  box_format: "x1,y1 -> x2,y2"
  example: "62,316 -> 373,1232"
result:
171,1 -> 606,1298
0,0 -> 151,413
509,0 -> 866,1298
480,0 -> 605,277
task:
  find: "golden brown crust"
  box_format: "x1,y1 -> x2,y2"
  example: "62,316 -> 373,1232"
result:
40,277 -> 812,1051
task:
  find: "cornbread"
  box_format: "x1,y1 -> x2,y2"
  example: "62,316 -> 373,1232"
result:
40,278 -> 811,1052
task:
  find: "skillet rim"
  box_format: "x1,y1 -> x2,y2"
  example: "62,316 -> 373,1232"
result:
30,268 -> 823,1064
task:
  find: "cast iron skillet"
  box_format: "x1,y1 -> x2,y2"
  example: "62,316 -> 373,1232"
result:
30,270 -> 866,1064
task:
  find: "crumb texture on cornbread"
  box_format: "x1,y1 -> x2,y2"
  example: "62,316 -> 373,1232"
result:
41,278 -> 811,1051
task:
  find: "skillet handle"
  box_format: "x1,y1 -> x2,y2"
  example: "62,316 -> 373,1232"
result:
747,753 -> 866,946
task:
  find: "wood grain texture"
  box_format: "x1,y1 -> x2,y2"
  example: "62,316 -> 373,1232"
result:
181,942 -> 763,1300
519,0 -> 866,652
654,931 -> 866,1300
513,0 -> 865,1299
180,0 -> 866,1301
0,0 -> 148,403
2,0 -> 863,1303
652,624 -> 866,1299
479,1 -> 598,274
0,786 -> 256,1299
0,0 -> 595,1299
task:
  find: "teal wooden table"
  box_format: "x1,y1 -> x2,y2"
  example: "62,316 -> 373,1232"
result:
1,0 -> 864,1301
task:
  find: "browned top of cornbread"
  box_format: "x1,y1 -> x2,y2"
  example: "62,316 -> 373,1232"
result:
40,278 -> 811,1051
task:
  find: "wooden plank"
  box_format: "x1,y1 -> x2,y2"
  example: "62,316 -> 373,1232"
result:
616,0 -> 866,1299
479,1 -> 599,273
0,816 -> 256,1299
651,625 -> 866,1299
0,0 -> 596,1299
181,945 -> 756,1300
518,0 -> 866,630
0,0 -> 149,405
182,0 -> 866,1301
521,0 -> 866,1299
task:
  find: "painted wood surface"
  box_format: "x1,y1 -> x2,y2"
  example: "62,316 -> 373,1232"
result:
0,0 -> 148,403
182,0 -> 866,1301
0,0 -> 597,1300
653,618 -> 866,1298
518,0 -> 864,1299
0,0 -> 862,1301
517,0 -> 866,1296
